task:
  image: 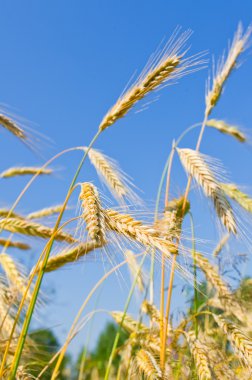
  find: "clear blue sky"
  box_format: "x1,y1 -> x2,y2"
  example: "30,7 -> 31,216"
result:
0,0 -> 252,359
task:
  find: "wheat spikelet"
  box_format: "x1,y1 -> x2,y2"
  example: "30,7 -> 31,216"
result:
27,205 -> 63,220
141,301 -> 161,325
104,209 -> 177,255
213,314 -> 252,367
84,147 -> 135,202
185,331 -> 212,380
0,238 -> 30,250
134,349 -> 162,380
0,254 -> 31,301
177,148 -> 237,233
35,241 -> 103,273
0,218 -> 76,243
221,183 -> 252,213
213,233 -> 229,257
125,250 -> 144,292
98,29 -> 204,132
206,119 -> 246,142
79,183 -> 106,244
0,166 -> 52,178
206,24 -> 252,115
0,114 -> 27,141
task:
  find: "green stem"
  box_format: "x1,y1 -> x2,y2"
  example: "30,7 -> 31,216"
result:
9,131 -> 101,379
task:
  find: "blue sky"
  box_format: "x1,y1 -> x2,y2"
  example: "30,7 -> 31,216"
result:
0,0 -> 252,360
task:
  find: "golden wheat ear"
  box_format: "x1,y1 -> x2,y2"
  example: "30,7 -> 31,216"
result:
0,166 -> 52,178
206,23 -> 252,116
221,183 -> 252,213
177,148 -> 237,234
84,147 -> 141,204
206,119 -> 246,143
134,349 -> 162,380
98,28 -> 206,132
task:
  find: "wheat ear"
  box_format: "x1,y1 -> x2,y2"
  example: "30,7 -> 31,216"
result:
206,24 -> 252,115
213,233 -> 229,257
0,254 -> 31,301
27,205 -> 63,220
141,300 -> 161,325
0,218 -> 76,243
0,114 -> 27,141
35,241 -> 102,273
185,331 -> 212,380
221,183 -> 252,213
111,311 -> 148,334
134,349 -> 162,380
177,148 -> 237,233
104,209 -> 177,255
84,147 -> 136,202
0,167 -> 52,178
0,238 -> 30,250
213,314 -> 252,367
125,250 -> 144,292
206,119 -> 246,142
99,30 -> 204,131
79,183 -> 106,244
0,209 -> 23,219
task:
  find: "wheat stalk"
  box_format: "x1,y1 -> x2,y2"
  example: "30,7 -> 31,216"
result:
221,183 -> 252,213
34,241 -> 102,273
206,119 -> 246,143
177,148 -> 237,233
0,218 -> 76,243
79,183 -> 106,244
206,24 -> 252,116
27,205 -> 63,220
185,331 -> 212,380
0,167 -> 52,178
0,238 -> 30,250
213,314 -> 252,367
98,29 -> 204,131
134,349 -> 162,380
104,209 -> 177,255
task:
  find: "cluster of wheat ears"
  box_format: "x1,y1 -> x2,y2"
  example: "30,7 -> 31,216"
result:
0,24 -> 252,379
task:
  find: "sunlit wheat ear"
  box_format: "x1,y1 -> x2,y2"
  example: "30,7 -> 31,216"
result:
177,148 -> 237,233
98,29 -> 205,132
111,311 -> 148,334
34,241 -> 103,273
0,166 -> 52,178
206,23 -> 252,116
79,183 -> 106,244
213,233 -> 229,257
0,218 -> 76,243
221,183 -> 252,213
134,349 -> 162,380
212,314 -> 252,367
206,119 -> 246,143
0,209 -> 23,219
185,331 -> 212,380
141,301 -> 161,326
0,238 -> 30,250
84,147 -> 140,204
104,209 -> 177,255
0,113 -> 27,141
0,254 -> 31,301
125,250 -> 144,292
27,205 -> 64,220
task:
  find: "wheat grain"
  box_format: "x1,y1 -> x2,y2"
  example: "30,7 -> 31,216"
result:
177,148 -> 237,233
0,238 -> 30,250
79,183 -> 106,244
104,209 -> 177,255
0,167 -> 52,178
185,331 -> 212,380
213,314 -> 252,367
0,218 -> 76,243
221,183 -> 252,213
206,119 -> 246,142
35,241 -> 102,273
206,24 -> 252,115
